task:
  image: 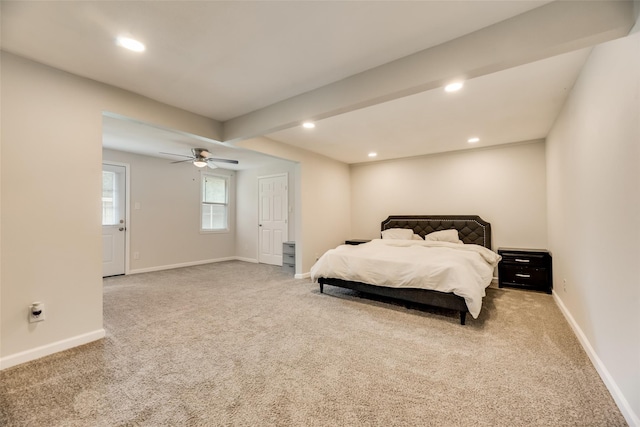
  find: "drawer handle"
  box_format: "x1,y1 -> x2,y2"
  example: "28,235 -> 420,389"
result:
515,258 -> 530,263
515,273 -> 531,278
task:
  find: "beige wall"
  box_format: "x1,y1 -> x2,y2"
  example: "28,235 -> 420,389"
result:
546,28 -> 640,424
0,52 -> 221,367
102,149 -> 236,271
236,137 -> 351,273
350,141 -> 548,250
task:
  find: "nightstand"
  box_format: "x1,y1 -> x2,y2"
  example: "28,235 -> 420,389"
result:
345,239 -> 371,245
498,248 -> 552,294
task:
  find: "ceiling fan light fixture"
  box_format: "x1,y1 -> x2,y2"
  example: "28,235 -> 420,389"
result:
162,149 -> 239,167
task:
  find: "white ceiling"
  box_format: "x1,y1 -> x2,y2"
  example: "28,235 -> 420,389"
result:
1,1 -> 634,167
268,48 -> 590,164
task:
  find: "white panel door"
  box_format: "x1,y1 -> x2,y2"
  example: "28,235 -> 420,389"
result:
102,164 -> 126,277
258,174 -> 288,265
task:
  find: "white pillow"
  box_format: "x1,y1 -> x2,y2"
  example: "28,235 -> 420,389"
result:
424,229 -> 462,244
381,228 -> 414,240
412,234 -> 424,240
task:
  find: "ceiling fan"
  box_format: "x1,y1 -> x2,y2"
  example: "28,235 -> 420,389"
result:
160,148 -> 239,169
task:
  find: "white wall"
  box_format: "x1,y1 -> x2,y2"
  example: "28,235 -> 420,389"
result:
0,52 -> 221,368
236,137 -> 351,274
546,27 -> 640,425
350,141 -> 548,250
102,149 -> 236,272
235,158 -> 298,263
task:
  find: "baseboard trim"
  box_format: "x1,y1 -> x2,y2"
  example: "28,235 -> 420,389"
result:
0,329 -> 105,371
295,272 -> 311,280
235,257 -> 259,264
129,257 -> 238,274
553,292 -> 639,427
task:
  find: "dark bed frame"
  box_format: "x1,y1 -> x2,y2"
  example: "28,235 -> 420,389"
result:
318,215 -> 493,325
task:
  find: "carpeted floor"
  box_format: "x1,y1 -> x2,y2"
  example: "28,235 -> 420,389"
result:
0,261 -> 627,426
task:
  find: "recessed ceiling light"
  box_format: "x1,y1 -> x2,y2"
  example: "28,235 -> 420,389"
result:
368,152 -> 377,158
444,82 -> 464,92
467,137 -> 480,143
116,36 -> 145,52
302,122 -> 315,129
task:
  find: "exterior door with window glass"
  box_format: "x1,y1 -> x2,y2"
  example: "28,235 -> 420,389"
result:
258,174 -> 288,266
102,164 -> 126,277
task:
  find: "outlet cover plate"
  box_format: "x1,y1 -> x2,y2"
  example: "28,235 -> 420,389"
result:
29,304 -> 45,323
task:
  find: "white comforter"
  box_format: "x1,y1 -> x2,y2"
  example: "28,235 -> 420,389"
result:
310,239 -> 501,318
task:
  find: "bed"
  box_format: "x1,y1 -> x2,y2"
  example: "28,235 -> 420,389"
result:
311,215 -> 499,325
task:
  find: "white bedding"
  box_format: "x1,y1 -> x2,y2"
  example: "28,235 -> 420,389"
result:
310,239 -> 501,318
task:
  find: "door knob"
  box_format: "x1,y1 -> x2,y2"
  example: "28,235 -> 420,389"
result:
119,227 -> 124,231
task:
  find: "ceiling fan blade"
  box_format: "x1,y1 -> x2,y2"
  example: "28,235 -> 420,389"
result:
170,158 -> 195,164
209,157 -> 239,164
160,152 -> 193,159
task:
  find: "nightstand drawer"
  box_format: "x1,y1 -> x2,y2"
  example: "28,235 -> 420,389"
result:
282,262 -> 295,274
500,265 -> 548,287
283,253 -> 295,264
283,242 -> 295,255
500,252 -> 548,267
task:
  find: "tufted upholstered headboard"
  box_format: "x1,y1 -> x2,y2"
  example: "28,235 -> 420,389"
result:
380,215 -> 492,249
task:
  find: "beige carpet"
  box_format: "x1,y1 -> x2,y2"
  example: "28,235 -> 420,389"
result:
0,261 -> 626,426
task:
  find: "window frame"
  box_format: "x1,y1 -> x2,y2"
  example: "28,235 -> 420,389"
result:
200,172 -> 230,233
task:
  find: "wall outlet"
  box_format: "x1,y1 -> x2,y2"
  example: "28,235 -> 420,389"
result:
563,279 -> 567,292
29,302 -> 45,323
133,251 -> 140,260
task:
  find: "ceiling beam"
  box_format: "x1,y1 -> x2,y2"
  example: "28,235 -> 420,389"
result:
222,0 -> 635,143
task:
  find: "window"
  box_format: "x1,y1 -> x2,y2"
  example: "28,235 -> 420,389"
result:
201,173 -> 229,232
102,170 -> 117,225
